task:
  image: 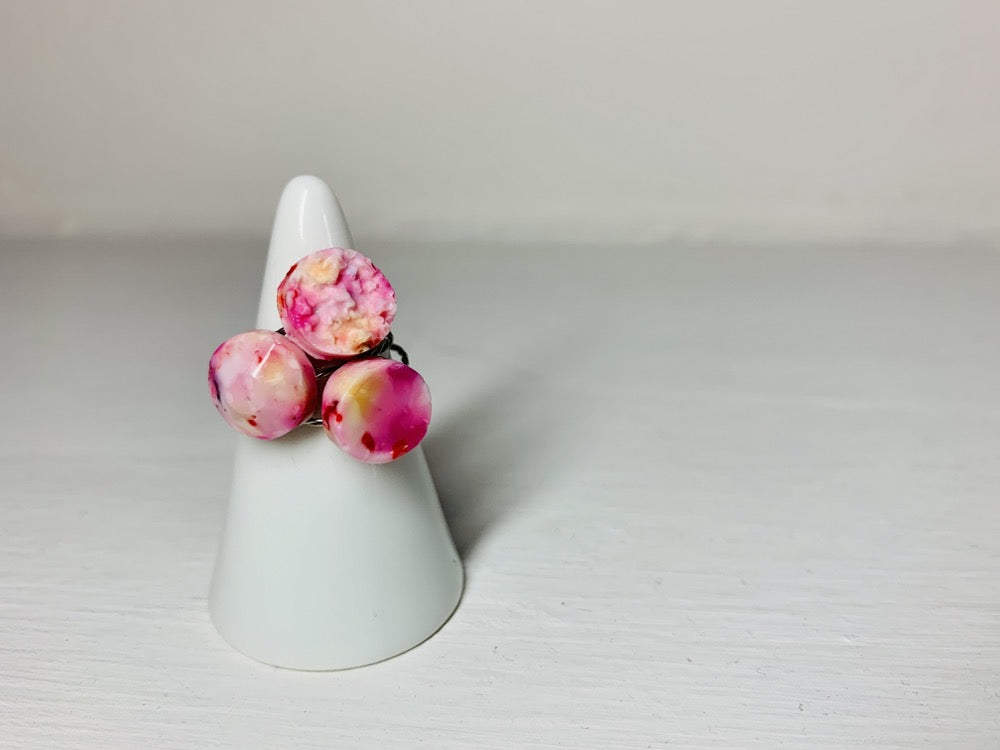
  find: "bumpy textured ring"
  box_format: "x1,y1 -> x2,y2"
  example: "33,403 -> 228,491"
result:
208,247 -> 431,464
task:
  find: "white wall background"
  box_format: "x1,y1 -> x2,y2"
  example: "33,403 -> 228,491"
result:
1,0 -> 998,243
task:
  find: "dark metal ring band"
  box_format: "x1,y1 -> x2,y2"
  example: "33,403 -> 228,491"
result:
274,329 -> 409,370
272,329 -> 410,427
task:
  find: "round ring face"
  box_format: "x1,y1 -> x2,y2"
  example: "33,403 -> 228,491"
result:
208,330 -> 317,439
277,247 -> 397,360
321,358 -> 431,464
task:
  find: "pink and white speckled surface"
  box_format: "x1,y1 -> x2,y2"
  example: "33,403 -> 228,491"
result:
321,358 -> 431,464
208,330 -> 317,439
277,247 -> 396,360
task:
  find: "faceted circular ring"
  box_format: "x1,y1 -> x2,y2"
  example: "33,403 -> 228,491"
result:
321,358 -> 431,464
277,247 -> 397,360
208,330 -> 317,439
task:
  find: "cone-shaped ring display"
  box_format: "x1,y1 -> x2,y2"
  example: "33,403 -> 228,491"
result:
209,176 -> 463,670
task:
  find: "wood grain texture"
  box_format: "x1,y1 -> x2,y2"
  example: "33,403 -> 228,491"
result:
1,238 -> 998,748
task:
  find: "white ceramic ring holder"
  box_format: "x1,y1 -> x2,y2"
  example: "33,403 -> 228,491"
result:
209,175 -> 464,670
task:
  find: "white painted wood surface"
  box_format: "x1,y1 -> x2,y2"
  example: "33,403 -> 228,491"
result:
1,237 -> 998,748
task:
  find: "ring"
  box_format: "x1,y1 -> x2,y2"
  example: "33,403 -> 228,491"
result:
208,247 -> 432,464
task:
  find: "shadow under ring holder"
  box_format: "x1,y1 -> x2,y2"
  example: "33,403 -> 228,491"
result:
208,175 -> 463,670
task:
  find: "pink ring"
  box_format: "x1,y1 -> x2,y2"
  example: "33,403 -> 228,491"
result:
209,247 -> 429,463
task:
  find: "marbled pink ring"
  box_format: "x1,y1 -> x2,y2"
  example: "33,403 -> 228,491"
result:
321,358 -> 431,464
208,330 -> 317,439
277,247 -> 397,360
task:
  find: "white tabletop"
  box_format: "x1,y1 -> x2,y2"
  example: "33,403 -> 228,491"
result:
2,237 -> 998,748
